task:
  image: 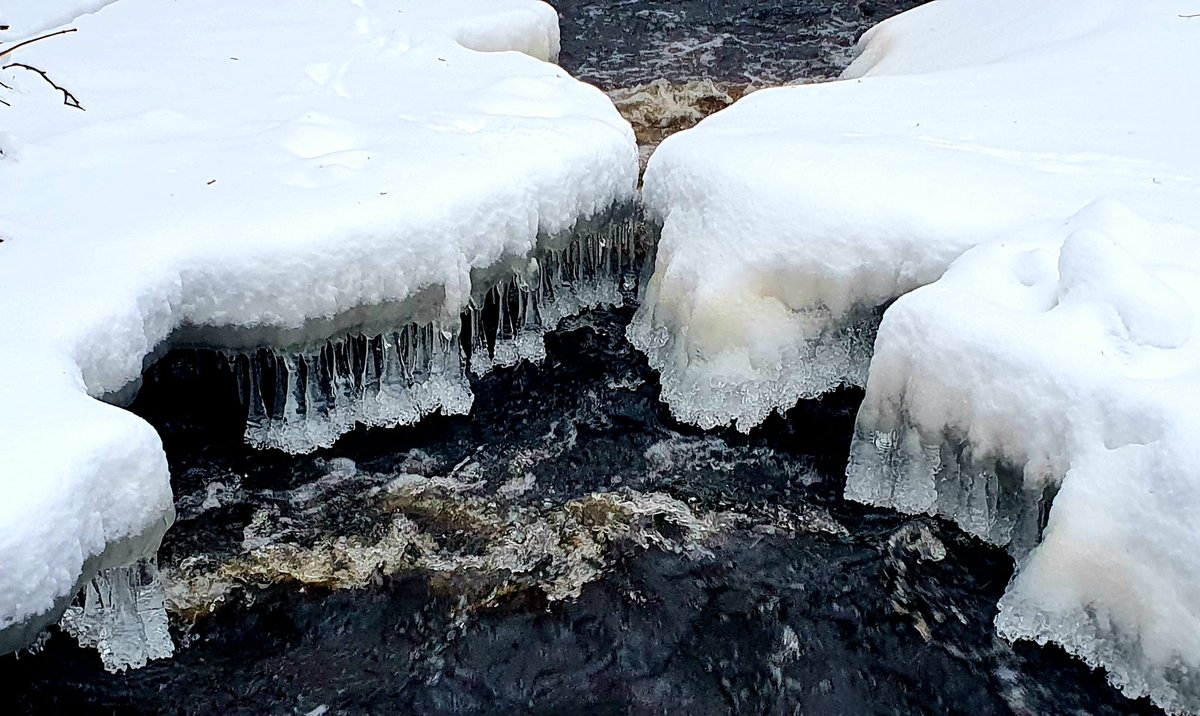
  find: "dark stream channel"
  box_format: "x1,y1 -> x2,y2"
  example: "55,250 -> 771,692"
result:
5,2 -> 1164,714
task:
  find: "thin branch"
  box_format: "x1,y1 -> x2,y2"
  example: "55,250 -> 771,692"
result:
0,28 -> 78,60
1181,13 -> 1200,18
3,63 -> 85,110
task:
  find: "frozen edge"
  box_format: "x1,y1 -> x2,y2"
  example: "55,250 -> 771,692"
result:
995,595 -> 1200,715
0,509 -> 173,658
845,405 -> 1200,713
845,410 -> 1056,557
0,204 -> 635,658
627,222 -> 880,432
221,205 -> 639,454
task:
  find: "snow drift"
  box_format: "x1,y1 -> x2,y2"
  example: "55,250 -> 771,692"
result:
0,0 -> 637,661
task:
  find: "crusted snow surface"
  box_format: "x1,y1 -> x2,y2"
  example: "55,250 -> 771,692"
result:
630,0 -> 1200,431
0,0 -> 637,653
846,201 -> 1200,713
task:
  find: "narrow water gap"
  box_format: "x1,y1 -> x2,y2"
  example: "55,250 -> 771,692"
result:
6,2 -> 1164,714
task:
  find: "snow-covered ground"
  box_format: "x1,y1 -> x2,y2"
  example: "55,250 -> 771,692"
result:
0,0 -> 637,660
632,0 -> 1200,710
630,0 -> 1200,432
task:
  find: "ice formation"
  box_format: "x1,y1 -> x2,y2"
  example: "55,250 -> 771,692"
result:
231,215 -> 637,453
0,0 -> 637,656
630,0 -> 1200,431
847,202 -> 1200,713
59,558 -> 174,671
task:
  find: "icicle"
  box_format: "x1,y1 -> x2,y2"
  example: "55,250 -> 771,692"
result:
846,415 -> 1041,553
59,558 -> 174,672
244,355 -> 267,433
228,212 -> 637,454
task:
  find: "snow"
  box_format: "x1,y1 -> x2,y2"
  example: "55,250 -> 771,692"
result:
631,0 -> 1200,710
846,201 -> 1200,713
0,1 -> 119,41
0,0 -> 637,655
630,0 -> 1200,432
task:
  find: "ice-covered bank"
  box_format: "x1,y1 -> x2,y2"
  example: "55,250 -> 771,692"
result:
630,0 -> 1200,710
0,0 -> 637,662
846,201 -> 1200,713
629,0 -> 1200,431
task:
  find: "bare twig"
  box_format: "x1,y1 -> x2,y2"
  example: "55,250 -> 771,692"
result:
3,63 -> 85,110
1181,13 -> 1200,18
0,28 -> 78,60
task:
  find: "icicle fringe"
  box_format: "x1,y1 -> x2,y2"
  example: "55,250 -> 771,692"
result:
231,217 -> 638,454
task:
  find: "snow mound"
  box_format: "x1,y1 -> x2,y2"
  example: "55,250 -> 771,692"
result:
0,0 -> 637,657
846,201 -> 1200,713
630,0 -> 1200,431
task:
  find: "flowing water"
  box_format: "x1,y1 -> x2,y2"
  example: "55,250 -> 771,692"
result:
5,2 -> 1164,714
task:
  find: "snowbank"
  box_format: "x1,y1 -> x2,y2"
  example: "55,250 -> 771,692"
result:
630,0 -> 1200,431
847,201 -> 1200,713
632,0 -> 1200,709
0,0 -> 637,657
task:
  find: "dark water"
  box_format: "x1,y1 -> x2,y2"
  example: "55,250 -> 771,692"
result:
3,2 -> 1163,715
556,0 -> 922,87
6,306 -> 1161,715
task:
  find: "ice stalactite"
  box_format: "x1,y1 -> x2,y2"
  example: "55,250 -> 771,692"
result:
466,278 -> 548,376
536,216 -> 638,326
844,411 -> 1056,558
233,218 -> 639,454
58,558 -> 174,672
235,323 -> 473,454
470,217 -> 639,375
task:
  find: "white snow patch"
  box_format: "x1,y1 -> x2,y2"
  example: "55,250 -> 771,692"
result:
0,1 -> 119,42
630,0 -> 1200,431
0,0 -> 636,655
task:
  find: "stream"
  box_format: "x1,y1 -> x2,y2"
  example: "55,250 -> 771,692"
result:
5,2 -> 1163,714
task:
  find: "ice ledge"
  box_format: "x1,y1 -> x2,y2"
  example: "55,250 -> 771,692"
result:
845,404 -> 1200,714
842,202 -> 1200,714
219,210 -> 638,454
845,412 -> 1055,557
996,597 -> 1200,716
0,0 -> 639,665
